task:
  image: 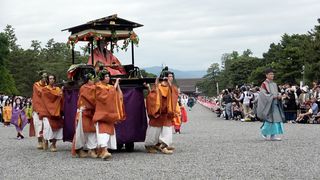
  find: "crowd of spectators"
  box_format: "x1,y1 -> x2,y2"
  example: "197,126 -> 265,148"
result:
197,81 -> 320,124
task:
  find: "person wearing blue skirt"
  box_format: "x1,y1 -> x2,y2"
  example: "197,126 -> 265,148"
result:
257,68 -> 285,141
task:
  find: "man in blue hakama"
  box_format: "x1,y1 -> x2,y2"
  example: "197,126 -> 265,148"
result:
257,68 -> 285,141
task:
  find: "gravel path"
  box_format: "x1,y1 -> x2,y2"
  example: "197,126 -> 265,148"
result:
1,104 -> 320,179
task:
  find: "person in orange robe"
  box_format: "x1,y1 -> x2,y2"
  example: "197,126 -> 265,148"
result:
180,101 -> 188,122
173,99 -> 182,134
73,73 -> 98,158
41,74 -> 64,152
174,94 -> 189,134
145,71 -> 179,154
32,72 -> 48,149
92,70 -> 126,160
3,99 -> 12,127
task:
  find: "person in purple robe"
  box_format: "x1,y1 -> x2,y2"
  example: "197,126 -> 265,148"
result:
11,97 -> 28,139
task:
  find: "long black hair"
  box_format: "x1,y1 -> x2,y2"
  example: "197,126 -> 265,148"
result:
4,99 -> 11,106
47,74 -> 56,84
14,97 -> 23,110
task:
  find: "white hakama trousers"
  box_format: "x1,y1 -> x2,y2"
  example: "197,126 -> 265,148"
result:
84,133 -> 98,150
43,117 -> 63,141
75,132 -> 97,150
95,122 -> 117,150
74,111 -> 97,150
145,126 -> 173,147
33,112 -> 43,138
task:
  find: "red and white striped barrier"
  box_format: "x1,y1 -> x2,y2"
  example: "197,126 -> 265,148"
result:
197,99 -> 217,110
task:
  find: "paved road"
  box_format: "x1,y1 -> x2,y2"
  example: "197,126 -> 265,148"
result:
1,104 -> 320,179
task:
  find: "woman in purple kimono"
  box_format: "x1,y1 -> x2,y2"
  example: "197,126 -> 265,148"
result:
11,97 -> 28,139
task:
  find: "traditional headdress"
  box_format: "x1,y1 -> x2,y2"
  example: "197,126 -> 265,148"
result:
83,73 -> 95,82
160,66 -> 174,78
38,70 -> 48,78
98,69 -> 110,81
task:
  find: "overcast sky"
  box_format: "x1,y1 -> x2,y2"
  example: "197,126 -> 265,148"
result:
1,0 -> 320,71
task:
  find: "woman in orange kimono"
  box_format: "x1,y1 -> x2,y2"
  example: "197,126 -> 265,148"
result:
174,97 -> 188,134
73,73 -> 98,158
32,72 -> 48,149
41,75 -> 64,152
173,100 -> 182,134
3,99 -> 12,127
93,70 -> 126,160
145,71 -> 179,154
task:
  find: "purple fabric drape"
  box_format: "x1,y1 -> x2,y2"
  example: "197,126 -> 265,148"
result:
63,89 -> 79,142
11,108 -> 28,132
62,86 -> 148,144
115,87 -> 148,144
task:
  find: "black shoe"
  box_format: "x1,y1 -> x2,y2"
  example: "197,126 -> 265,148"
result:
18,133 -> 24,139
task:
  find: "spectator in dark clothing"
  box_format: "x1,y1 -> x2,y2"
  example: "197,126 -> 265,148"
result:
283,88 -> 298,123
187,97 -> 195,111
222,89 -> 233,120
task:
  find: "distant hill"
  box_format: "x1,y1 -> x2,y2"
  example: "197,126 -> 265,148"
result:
142,66 -> 206,78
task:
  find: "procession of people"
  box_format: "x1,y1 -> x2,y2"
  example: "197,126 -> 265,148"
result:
0,67 -> 191,160
3,65 -> 309,161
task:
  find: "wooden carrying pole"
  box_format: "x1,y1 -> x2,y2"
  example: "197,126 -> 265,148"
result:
71,43 -> 75,64
91,40 -> 94,66
131,41 -> 135,65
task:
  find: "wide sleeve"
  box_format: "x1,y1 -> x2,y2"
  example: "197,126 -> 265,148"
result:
115,88 -> 126,121
32,83 -> 42,113
93,84 -> 125,123
146,87 -> 161,118
41,87 -> 63,117
257,83 -> 274,121
79,85 -> 96,110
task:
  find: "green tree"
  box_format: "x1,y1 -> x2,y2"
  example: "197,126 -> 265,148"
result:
30,40 -> 42,53
3,25 -> 19,51
263,33 -> 312,84
197,63 -> 220,96
140,69 -> 157,78
305,18 -> 320,83
197,19 -> 320,97
218,50 -> 263,87
0,33 -> 18,94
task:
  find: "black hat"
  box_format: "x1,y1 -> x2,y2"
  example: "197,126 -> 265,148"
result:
160,66 -> 174,78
